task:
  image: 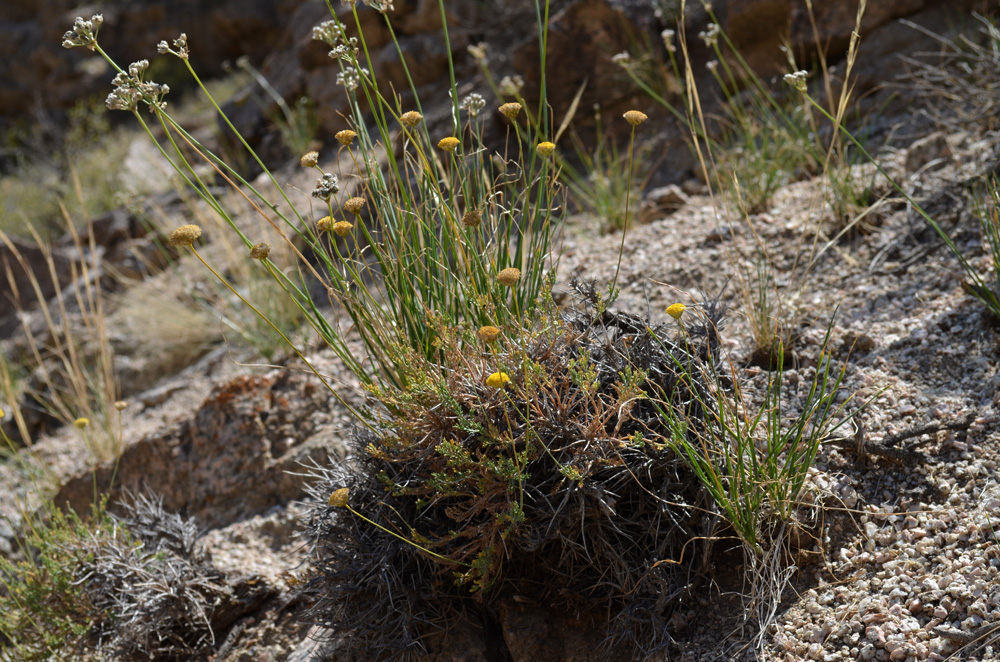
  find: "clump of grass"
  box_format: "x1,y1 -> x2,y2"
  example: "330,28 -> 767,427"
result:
0,207 -> 123,461
302,285 -> 726,658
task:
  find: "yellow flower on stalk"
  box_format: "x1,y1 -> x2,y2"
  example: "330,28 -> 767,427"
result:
477,325 -> 500,343
169,224 -> 202,247
114,400 -> 128,411
335,129 -> 357,146
486,372 -> 511,388
399,111 -> 422,127
332,221 -> 354,237
438,136 -> 460,152
623,110 -> 648,126
317,216 -> 333,232
328,487 -> 350,507
300,151 -> 319,167
497,267 -> 521,287
536,141 -> 556,157
249,242 -> 271,260
498,102 -> 522,120
73,417 -> 90,429
666,303 -> 686,320
343,197 -> 366,215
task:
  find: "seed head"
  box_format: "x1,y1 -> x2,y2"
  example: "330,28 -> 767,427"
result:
666,303 -> 687,320
74,417 -> 90,429
399,111 -> 423,127
623,110 -> 648,126
169,224 -> 202,247
317,216 -> 333,232
328,487 -> 350,507
438,136 -> 460,152
114,400 -> 128,411
536,141 -> 556,157
462,210 -> 482,227
333,221 -> 354,237
497,267 -> 521,287
486,372 -> 511,388
343,197 -> 366,215
499,102 -> 522,120
249,242 -> 271,260
300,151 -> 319,167
477,326 -> 500,343
335,129 -> 357,146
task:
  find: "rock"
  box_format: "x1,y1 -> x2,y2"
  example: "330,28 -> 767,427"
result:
54,367 -> 348,528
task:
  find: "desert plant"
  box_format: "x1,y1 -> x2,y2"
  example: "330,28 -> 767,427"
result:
0,492 -> 265,662
302,284 -> 727,658
63,8 -> 561,403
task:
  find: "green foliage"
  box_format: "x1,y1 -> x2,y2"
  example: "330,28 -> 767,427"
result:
0,500 -> 114,661
303,290 -> 727,657
654,312 -> 868,552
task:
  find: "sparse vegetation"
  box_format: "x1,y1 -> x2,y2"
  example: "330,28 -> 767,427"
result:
9,1 -> 1000,661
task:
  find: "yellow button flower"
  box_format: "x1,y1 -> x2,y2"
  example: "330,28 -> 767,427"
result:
666,303 -> 686,320
486,372 -> 511,388
438,136 -> 460,152
623,110 -> 648,126
536,141 -> 556,156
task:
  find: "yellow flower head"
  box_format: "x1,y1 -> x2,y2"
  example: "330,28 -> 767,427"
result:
477,325 -> 500,343
666,303 -> 686,320
249,242 -> 271,260
343,197 -> 366,215
300,151 -> 319,167
438,136 -> 460,152
335,129 -> 357,146
328,487 -> 350,507
73,417 -> 90,429
462,210 -> 482,227
114,400 -> 128,411
536,141 -> 556,157
169,224 -> 202,247
497,267 -> 521,287
399,111 -> 423,127
332,221 -> 354,237
486,371 -> 511,388
623,110 -> 648,126
317,216 -> 333,232
498,102 -> 522,120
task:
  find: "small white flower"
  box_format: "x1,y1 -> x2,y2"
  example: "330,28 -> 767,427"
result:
783,70 -> 809,92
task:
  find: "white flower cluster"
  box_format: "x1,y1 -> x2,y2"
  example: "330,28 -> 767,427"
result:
336,66 -> 368,91
313,20 -> 358,61
62,14 -> 103,50
784,70 -> 809,92
106,59 -> 170,112
157,33 -> 189,59
461,93 -> 486,118
698,23 -> 720,48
